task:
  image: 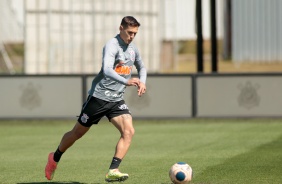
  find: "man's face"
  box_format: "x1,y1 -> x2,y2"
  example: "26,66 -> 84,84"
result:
119,25 -> 139,44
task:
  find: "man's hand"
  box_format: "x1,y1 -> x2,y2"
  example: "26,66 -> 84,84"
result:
126,78 -> 146,97
137,82 -> 146,97
126,78 -> 140,87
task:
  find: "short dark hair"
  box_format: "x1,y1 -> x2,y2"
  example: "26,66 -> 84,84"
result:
121,16 -> 140,28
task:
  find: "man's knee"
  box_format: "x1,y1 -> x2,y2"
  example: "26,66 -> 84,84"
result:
73,130 -> 85,139
71,123 -> 89,139
122,127 -> 135,139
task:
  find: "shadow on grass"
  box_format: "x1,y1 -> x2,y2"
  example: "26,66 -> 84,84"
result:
17,182 -> 100,184
194,135 -> 282,184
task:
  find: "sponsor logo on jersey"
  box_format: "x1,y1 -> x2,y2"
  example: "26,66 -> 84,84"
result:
115,62 -> 132,75
105,90 -> 123,98
81,113 -> 89,123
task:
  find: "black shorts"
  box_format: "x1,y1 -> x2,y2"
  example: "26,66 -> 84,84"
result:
77,96 -> 131,127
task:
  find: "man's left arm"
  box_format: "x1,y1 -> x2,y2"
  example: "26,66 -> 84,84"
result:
134,50 -> 147,96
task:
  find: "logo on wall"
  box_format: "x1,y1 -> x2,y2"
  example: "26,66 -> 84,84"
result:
237,81 -> 260,109
20,82 -> 42,110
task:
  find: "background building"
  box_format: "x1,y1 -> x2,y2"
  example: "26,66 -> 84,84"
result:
1,0 -> 282,74
1,0 -> 226,74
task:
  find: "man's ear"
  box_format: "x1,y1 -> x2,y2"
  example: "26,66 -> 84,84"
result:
119,25 -> 123,31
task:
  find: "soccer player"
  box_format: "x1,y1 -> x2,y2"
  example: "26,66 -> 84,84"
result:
45,16 -> 147,182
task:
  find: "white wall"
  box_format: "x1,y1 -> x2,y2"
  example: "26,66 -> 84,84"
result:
232,0 -> 282,62
24,0 -> 160,74
162,0 -> 224,40
197,75 -> 282,117
0,0 -> 23,42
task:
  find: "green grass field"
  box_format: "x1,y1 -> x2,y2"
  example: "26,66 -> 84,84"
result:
0,119 -> 282,184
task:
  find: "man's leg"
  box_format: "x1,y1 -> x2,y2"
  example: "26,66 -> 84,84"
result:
45,122 -> 90,180
105,114 -> 135,182
111,114 -> 135,160
58,122 -> 90,152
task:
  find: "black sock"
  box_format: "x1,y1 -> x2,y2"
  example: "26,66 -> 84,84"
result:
53,147 -> 64,162
109,157 -> 122,169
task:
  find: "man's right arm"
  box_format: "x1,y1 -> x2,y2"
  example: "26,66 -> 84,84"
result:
102,43 -> 128,85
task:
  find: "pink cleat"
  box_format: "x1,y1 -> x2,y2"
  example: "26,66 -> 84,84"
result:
45,152 -> 57,180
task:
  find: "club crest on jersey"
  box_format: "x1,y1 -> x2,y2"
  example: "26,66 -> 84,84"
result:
118,104 -> 129,110
115,62 -> 132,75
81,113 -> 89,123
129,48 -> 135,61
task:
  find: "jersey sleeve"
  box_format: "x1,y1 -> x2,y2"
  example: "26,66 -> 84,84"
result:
102,41 -> 128,85
134,47 -> 147,84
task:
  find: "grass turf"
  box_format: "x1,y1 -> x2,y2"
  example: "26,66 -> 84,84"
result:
0,119 -> 282,184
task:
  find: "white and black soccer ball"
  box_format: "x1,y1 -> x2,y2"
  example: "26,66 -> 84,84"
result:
169,162 -> 193,184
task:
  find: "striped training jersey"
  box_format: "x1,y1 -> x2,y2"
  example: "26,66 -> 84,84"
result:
88,34 -> 147,102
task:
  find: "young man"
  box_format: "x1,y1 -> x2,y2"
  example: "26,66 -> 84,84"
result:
45,16 -> 147,182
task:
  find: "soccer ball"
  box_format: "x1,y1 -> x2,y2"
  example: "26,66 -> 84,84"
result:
169,162 -> 193,184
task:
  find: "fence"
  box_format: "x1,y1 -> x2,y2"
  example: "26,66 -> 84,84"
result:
1,73 -> 282,119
